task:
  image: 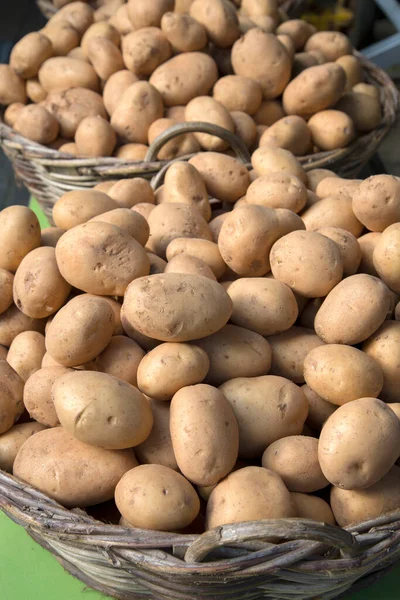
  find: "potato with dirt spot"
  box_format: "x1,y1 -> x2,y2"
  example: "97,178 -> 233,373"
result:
122,28 -> 171,77
189,153 -> 251,204
352,175 -> 400,233
161,12 -> 207,53
162,162 -> 211,222
0,206 -> 41,273
213,75 -> 262,115
10,32 -> 53,79
246,173 -> 307,213
90,209 -> 150,247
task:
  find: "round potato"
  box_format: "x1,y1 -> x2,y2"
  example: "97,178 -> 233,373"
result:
162,162 -> 210,222
109,178 -> 155,209
218,205 -> 279,277
302,384 -> 337,431
0,65 -> 27,105
363,321 -> 400,403
336,91 -> 382,133
246,173 -> 307,213
251,146 -> 307,184
6,331 -> 45,382
275,208 -> 306,237
122,28 -> 171,77
253,99 -> 285,125
42,19 -> 80,57
291,492 -> 335,525
306,169 -> 337,193
135,399 -> 178,470
0,359 -> 24,435
276,19 -> 316,51
170,383 -> 238,486
0,206 -> 41,273
189,153 -> 251,204
161,11 -> 207,53
317,227 -> 361,276
166,238 -> 226,280
13,427 -> 138,507
75,116 -> 117,157
52,371 -> 153,449
189,0 -> 240,48
122,273 -> 232,342
262,436 -> 328,493
373,224 -> 400,293
0,305 -> 45,348
227,278 -> 298,336
137,343 -> 209,401
336,54 -> 363,90
184,96 -> 235,152
87,37 -> 124,81
331,466 -> 400,527
10,32 -> 53,79
91,209 -> 150,247
270,230 -> 343,298
149,52 -> 218,106
277,33 -> 296,59
94,336 -> 145,386
115,464 -> 199,531
303,344 -> 383,406
209,213 -> 229,244
45,295 -> 115,367
206,466 -> 295,530
319,398 -> 400,489
219,375 -> 308,458
0,270 -> 14,316
231,111 -> 257,149
127,0 -> 174,29
213,75 -> 262,115
13,247 -> 71,319
55,221 -> 150,295
283,63 -> 346,118
53,190 -> 118,230
308,110 -> 356,151
314,274 -> 391,345
301,195 -> 363,237
13,105 -> 59,145
38,57 -> 99,93
194,324 -> 271,386
80,21 -> 120,55
291,52 -> 319,77
352,175 -> 400,232
260,115 -> 312,156
305,31 -> 352,61
231,29 -> 292,100
102,70 -> 138,116
0,422 -> 46,473
23,365 -> 72,427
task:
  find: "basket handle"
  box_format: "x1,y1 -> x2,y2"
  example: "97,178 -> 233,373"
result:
144,122 -> 251,164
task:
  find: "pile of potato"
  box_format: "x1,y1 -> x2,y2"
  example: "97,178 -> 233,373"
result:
1,147 -> 400,534
0,0 -> 383,162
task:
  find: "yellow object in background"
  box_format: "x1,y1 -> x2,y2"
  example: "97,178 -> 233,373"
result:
301,0 -> 354,32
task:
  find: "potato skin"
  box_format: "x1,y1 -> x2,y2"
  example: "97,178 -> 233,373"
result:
103,70 -> 138,116
302,384 -> 337,432
75,116 -> 117,158
308,110 -> 355,151
185,96 -> 235,152
13,427 -> 138,507
0,359 -> 25,435
170,384 -> 238,486
292,492 -> 335,525
0,206 -> 41,273
372,224 -> 400,293
115,464 -> 199,531
55,222 -> 150,296
251,146 -> 307,184
260,115 -> 312,157
189,153 -> 251,204
94,335 -> 145,386
52,371 -> 153,449
213,75 -> 262,115
227,278 -> 298,336
276,19 -> 316,51
304,31 -> 352,61
0,422 -> 46,472
304,344 -> 383,406
262,436 -> 329,493
314,274 -> 391,345
219,375 -> 308,458
317,227 -> 361,276
45,295 -> 115,367
23,366 -> 71,427
137,343 -> 209,401
363,321 -> 400,403
166,238 -> 226,280
162,161 -> 211,221
161,11 -> 207,53
190,0 -> 240,48
87,37 -> 124,81
10,32 -> 53,79
318,398 -> 400,490
336,92 -> 382,133
38,57 -> 99,92
0,305 -> 45,349
0,65 -> 27,105
122,28 -> 171,77
127,0 -> 174,29
135,399 -> 178,471
352,175 -> 400,233
194,324 -> 271,386
0,270 -> 14,316
91,209 -> 150,247
6,331 -> 46,382
206,466 -> 295,530
246,173 -> 307,213
121,273 -> 232,343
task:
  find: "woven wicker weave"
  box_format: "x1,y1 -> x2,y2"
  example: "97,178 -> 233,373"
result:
1,470 -> 400,600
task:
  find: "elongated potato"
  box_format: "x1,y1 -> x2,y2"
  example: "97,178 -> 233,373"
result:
189,153 -> 251,204
87,37 -> 124,81
39,57 -> 99,92
162,162 -> 210,221
0,359 -> 25,434
189,0 -> 240,48
103,70 -> 138,116
122,28 -> 171,77
23,365 -> 71,426
213,75 -> 262,115
161,11 -> 207,53
0,270 -> 14,316
363,321 -> 400,403
185,96 -> 235,152
0,305 -> 46,349
0,206 -> 41,273
10,32 -> 53,79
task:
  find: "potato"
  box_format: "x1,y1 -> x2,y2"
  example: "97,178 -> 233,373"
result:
147,253 -> 166,275
161,162 -> 210,221
319,398 -> 400,489
53,190 -> 117,230
231,111 -> 257,149
148,118 -> 201,161
218,205 -> 279,277
0,65 -> 27,105
160,11 -> 207,52
81,21 -> 120,55
165,255 -> 216,280
92,336 -> 144,386
52,371 -> 153,449
0,359 -> 24,434
189,155 -> 250,206
277,33 -> 296,59
115,463 -> 199,530
331,465 -> 400,526
208,213 -> 229,244
24,365 -> 72,427
304,31 -> 352,61
56,221 -> 150,296
363,321 -> 400,403
336,91 -> 382,133
122,28 -> 171,77
42,87 -> 107,139
317,227 -> 361,276
115,144 -> 149,160
227,278 -> 298,336
232,29 -> 291,99
26,78 -> 47,103
304,344 -> 383,406
270,230 -> 343,298
0,346 -> 7,360
251,146 -> 307,185
122,273 -> 231,342
357,232 -> 381,276
111,81 -> 163,144
276,19 -> 316,51
253,99 -> 285,126
373,224 -> 400,293
336,54 -> 363,90
45,295 -> 114,367
14,427 -> 138,507
307,109 -> 355,151
246,173 -> 307,213
10,32 -> 53,79
283,63 -> 346,118
266,326 -> 324,384
13,105 -> 59,145
315,274 -> 391,345
103,70 -> 138,116
301,384 -> 336,431
220,375 -> 308,458
291,492 -> 335,524
0,270 -> 14,316
74,116 -> 116,157
108,178 -> 155,209
184,97 -> 235,152
262,436 -> 328,492
134,398 -> 177,469
0,206 -> 41,273
170,383 -> 238,485
353,82 -> 380,98
213,75 -> 262,115
301,195 -> 363,237
0,422 -> 46,473
38,57 -> 99,93
131,203 -> 156,221
4,103 -> 25,127
86,37 -> 124,81
146,203 -> 212,259
291,51 -> 319,77
127,0 -> 174,28
259,115 -> 311,157
316,176 -> 360,200
42,20 -> 80,57
206,466 -> 295,529
241,0 -> 279,18
275,208 -> 305,237
109,4 -> 133,34
0,305 -> 45,349
189,0 -> 239,48
166,238 -> 225,280
50,2 -> 94,36
352,175 -> 400,233
306,169 -> 337,193
67,47 -> 90,62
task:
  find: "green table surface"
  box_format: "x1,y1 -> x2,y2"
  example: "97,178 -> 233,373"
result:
0,198 -> 399,600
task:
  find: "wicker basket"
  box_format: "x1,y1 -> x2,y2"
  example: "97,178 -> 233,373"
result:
1,469 -> 400,600
1,53 -> 399,223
